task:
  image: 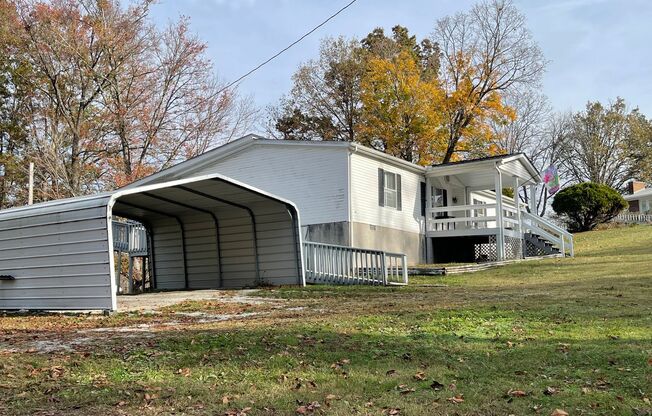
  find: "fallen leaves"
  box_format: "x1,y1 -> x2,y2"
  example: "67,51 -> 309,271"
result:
397,384 -> 415,395
507,389 -> 527,397
176,367 -> 191,377
543,386 -> 558,396
413,371 -> 426,381
447,395 -> 464,404
224,407 -> 252,416
295,401 -> 320,414
551,409 -> 568,416
48,366 -> 64,380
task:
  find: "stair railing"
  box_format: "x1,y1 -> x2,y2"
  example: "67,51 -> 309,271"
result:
521,211 -> 574,257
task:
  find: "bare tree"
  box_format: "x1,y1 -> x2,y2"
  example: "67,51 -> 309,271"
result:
433,0 -> 546,162
492,89 -> 551,154
558,98 -> 652,191
103,17 -> 257,187
522,112 -> 573,216
11,0 -> 256,197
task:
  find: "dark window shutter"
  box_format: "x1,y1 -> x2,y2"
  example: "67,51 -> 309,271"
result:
396,174 -> 402,211
420,182 -> 426,216
378,168 -> 385,207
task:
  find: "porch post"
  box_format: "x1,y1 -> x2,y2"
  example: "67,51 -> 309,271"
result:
529,184 -> 537,214
513,177 -> 523,259
495,166 -> 505,261
425,179 -> 434,263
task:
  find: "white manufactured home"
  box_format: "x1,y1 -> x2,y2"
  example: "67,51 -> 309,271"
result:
0,134 -> 573,311
129,134 -> 573,265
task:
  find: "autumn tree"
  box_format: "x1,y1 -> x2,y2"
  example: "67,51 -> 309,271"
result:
0,0 -> 33,208
271,37 -> 364,142
102,15 -> 255,187
360,25 -> 440,79
7,0 -> 253,200
557,98 -> 652,190
358,50 -> 445,165
433,0 -> 546,162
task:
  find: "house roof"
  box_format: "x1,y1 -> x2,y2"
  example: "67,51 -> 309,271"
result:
432,153 -> 525,167
125,134 -> 427,188
125,134 -> 541,189
427,153 -> 541,186
624,188 -> 652,200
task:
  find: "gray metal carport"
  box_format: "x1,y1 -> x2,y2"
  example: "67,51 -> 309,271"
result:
0,174 -> 304,311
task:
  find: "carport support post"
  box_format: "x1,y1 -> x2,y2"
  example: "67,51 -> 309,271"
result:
128,255 -> 134,294
115,250 -> 121,294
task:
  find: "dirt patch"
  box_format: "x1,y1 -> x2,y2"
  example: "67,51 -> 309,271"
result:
117,289 -> 284,312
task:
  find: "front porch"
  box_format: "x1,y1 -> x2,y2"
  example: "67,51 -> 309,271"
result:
424,154 -> 573,263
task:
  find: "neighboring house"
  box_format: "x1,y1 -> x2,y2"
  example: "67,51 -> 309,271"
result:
129,134 -> 573,265
623,181 -> 652,212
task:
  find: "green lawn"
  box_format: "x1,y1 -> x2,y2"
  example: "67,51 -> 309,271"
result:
1,225 -> 651,415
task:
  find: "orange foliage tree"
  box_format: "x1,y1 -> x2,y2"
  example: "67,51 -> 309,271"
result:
358,50 -> 446,165
433,0 -> 546,163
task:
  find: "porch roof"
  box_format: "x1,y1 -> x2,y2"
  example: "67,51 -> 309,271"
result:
425,153 -> 541,188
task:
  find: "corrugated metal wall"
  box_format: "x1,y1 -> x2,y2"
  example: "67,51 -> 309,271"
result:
0,195 -> 115,310
113,177 -> 303,290
0,174 -> 304,311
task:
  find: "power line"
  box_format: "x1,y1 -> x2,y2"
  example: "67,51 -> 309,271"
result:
217,0 -> 359,95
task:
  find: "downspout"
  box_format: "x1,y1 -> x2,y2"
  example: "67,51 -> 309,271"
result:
348,144 -> 356,247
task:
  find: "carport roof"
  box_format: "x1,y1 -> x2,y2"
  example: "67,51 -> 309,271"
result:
0,173 -> 300,221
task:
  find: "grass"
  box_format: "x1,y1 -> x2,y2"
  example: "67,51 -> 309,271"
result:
1,225 -> 651,415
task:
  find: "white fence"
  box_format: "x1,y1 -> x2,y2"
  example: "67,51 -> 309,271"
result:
613,213 -> 652,223
303,241 -> 408,286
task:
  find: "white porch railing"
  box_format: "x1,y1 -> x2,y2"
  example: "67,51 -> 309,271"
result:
427,204 -> 522,231
521,211 -> 574,257
426,204 -> 574,257
613,213 -> 652,223
303,241 -> 408,286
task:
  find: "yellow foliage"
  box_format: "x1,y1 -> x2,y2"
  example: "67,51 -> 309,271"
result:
357,50 -> 447,165
357,48 -> 515,165
440,51 -> 515,161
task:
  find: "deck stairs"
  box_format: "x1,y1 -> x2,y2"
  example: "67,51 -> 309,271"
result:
524,232 -> 561,257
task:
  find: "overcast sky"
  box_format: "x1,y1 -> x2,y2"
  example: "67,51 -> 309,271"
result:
150,0 -> 652,118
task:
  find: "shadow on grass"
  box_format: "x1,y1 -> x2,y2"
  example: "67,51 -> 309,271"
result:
1,313 -> 650,416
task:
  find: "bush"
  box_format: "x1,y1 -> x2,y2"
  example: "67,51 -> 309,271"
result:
552,182 -> 628,232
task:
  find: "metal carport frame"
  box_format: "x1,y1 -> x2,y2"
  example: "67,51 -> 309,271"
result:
0,174 -> 305,312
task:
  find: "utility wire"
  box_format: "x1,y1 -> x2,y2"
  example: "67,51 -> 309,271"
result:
217,0 -> 359,94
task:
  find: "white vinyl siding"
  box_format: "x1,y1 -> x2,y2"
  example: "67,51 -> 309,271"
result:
176,144 -> 349,226
350,152 -> 424,234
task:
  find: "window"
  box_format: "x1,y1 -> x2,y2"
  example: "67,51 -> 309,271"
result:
384,171 -> 398,208
378,168 -> 402,210
431,187 -> 447,208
